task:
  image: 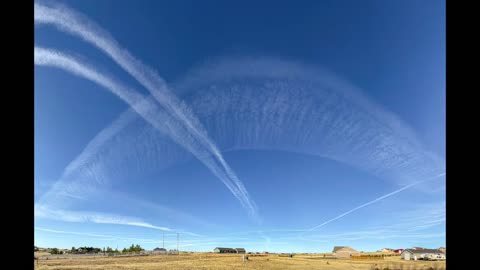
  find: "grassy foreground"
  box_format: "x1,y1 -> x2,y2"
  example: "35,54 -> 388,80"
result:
35,253 -> 446,270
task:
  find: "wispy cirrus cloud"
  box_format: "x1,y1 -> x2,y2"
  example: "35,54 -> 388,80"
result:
41,56 -> 445,209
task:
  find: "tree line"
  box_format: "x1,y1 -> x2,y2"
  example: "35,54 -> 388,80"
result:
47,244 -> 144,255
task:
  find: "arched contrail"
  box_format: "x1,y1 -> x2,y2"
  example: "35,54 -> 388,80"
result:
34,47 -> 259,220
34,0 -> 258,220
40,57 -> 444,222
308,172 -> 446,231
59,57 -> 444,192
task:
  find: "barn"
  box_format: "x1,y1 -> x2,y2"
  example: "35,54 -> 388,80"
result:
332,246 -> 360,258
401,249 -> 445,260
214,247 -> 237,253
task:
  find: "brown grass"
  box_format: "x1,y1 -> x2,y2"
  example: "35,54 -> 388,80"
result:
35,253 -> 446,270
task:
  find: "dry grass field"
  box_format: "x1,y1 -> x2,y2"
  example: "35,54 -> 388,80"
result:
35,253 -> 446,270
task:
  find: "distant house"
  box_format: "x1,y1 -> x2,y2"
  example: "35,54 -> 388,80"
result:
380,248 -> 393,253
401,249 -> 445,260
152,247 -> 167,255
332,246 -> 360,258
235,248 -> 246,254
439,247 -> 446,253
168,249 -> 179,255
394,249 -> 404,254
214,247 -> 237,254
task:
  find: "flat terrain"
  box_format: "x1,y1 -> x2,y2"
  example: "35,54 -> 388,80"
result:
35,253 -> 446,270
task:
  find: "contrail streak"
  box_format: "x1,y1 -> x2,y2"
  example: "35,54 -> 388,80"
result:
308,172 -> 445,231
34,1 -> 257,220
34,206 -> 172,231
34,46 -> 259,220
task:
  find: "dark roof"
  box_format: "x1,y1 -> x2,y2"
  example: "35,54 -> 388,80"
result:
332,246 -> 346,253
153,248 -> 166,251
235,248 -> 246,251
215,247 -> 236,250
403,249 -> 445,254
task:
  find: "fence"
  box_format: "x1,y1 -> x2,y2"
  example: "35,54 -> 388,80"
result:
38,251 -> 178,260
351,255 -> 385,260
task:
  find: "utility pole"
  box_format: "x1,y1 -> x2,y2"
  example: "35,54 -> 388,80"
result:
163,232 -> 164,249
177,233 -> 179,255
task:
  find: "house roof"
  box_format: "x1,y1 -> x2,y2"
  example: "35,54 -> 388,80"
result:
215,247 -> 236,250
332,246 -> 358,253
332,246 -> 345,253
403,249 -> 445,254
153,248 -> 166,251
235,248 -> 246,251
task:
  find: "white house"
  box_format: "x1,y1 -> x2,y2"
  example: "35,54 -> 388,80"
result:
401,249 -> 445,261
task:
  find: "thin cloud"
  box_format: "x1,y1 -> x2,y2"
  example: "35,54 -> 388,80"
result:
35,206 -> 172,231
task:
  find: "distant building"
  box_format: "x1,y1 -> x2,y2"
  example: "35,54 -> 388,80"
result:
439,247 -> 446,253
332,246 -> 360,258
401,249 -> 445,261
214,247 -> 237,253
380,248 -> 393,253
152,247 -> 167,255
235,248 -> 246,254
394,249 -> 404,254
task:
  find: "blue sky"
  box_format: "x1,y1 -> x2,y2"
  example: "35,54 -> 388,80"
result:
34,0 -> 445,253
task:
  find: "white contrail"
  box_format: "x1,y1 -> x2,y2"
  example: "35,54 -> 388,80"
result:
34,1 -> 256,219
35,227 -> 170,243
35,227 -> 112,238
34,206 -> 172,231
34,46 -> 258,220
308,172 -> 445,231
